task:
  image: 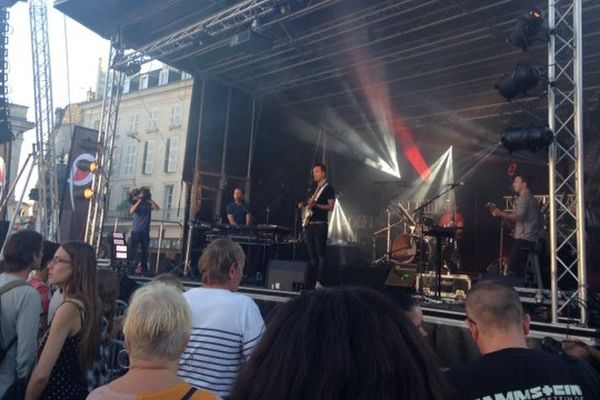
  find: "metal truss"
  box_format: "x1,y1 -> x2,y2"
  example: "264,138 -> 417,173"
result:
29,0 -> 58,240
547,0 -> 588,325
115,0 -> 302,69
84,33 -> 124,252
0,4 -> 12,144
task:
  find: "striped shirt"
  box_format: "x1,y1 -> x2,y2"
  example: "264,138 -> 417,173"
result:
178,288 -> 264,398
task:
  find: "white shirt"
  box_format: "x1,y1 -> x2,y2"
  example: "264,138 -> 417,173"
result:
178,287 -> 264,398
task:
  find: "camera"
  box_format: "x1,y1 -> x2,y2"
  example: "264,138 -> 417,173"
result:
128,187 -> 152,204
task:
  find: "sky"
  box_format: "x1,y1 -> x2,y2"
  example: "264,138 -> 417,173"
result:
6,0 -> 109,199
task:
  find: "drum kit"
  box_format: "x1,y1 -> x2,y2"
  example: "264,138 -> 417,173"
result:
373,200 -> 463,274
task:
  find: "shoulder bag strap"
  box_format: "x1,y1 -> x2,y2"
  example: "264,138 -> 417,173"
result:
181,386 -> 198,400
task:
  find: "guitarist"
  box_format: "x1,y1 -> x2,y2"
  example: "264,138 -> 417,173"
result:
302,164 -> 336,289
488,175 -> 544,283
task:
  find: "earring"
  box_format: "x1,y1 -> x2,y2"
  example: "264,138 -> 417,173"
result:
117,349 -> 130,370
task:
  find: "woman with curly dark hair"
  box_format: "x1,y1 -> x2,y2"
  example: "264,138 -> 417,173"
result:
231,287 -> 454,400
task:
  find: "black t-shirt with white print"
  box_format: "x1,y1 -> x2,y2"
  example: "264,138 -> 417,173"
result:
446,348 -> 600,400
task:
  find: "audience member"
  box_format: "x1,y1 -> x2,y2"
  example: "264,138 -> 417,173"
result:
152,273 -> 184,291
96,269 -> 119,334
27,241 -> 60,332
446,281 -> 600,399
382,287 -> 427,337
178,239 -> 264,399
231,287 -> 453,400
26,242 -> 102,400
87,269 -> 120,390
0,231 -> 43,398
87,282 -> 218,399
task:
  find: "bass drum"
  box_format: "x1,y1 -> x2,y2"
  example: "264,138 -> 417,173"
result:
391,234 -> 432,265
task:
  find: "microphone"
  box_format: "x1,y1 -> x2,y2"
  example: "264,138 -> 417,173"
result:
445,182 -> 465,188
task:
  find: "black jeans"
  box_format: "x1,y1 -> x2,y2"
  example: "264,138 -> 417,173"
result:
130,231 -> 150,272
303,223 -> 328,288
508,238 -> 536,280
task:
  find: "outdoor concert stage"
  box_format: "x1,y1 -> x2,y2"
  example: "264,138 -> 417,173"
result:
58,0 -> 600,342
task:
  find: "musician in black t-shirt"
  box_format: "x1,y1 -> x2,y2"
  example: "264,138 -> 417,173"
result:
226,187 -> 253,227
446,281 -> 600,400
301,164 -> 335,289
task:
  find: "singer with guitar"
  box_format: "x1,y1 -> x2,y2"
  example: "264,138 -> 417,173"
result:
487,175 -> 544,283
300,164 -> 335,289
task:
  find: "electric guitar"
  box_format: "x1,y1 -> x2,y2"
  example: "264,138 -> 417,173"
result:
301,182 -> 328,229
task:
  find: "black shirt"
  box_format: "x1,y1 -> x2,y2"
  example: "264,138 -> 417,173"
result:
446,348 -> 600,400
226,202 -> 251,225
309,184 -> 335,223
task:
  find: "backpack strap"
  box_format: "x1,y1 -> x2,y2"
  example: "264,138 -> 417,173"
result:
181,386 -> 198,400
0,280 -> 28,295
0,279 -> 29,359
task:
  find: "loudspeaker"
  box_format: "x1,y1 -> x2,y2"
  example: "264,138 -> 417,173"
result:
0,220 -> 9,250
385,265 -> 417,289
267,260 -> 308,292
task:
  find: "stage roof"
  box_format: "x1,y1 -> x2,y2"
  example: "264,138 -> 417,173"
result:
55,0 -> 600,148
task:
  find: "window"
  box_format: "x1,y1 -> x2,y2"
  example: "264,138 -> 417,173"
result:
139,75 -> 149,90
181,71 -> 192,80
159,69 -> 169,86
165,137 -> 179,173
111,147 -> 121,178
143,141 -> 156,174
129,113 -> 139,133
124,144 -> 137,176
163,184 -> 174,220
123,79 -> 130,94
170,104 -> 182,127
93,120 -> 100,130
148,109 -> 159,131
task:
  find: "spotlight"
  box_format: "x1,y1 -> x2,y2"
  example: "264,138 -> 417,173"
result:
508,8 -> 549,51
495,63 -> 542,102
89,162 -> 99,173
83,188 -> 95,200
501,126 -> 554,153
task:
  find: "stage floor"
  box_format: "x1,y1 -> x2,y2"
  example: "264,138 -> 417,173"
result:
129,275 -> 599,348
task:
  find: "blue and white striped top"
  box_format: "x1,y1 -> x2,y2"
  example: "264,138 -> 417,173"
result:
178,287 -> 264,398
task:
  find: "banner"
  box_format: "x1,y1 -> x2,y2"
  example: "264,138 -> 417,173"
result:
59,125 -> 97,242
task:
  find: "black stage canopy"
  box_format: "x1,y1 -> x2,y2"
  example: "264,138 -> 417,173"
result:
55,0 -> 600,150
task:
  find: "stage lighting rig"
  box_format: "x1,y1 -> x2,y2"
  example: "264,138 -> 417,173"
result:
495,63 -> 543,102
83,188 -> 95,200
501,126 -> 553,153
508,8 -> 549,51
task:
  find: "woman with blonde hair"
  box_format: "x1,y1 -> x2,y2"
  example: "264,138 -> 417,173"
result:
87,282 -> 219,400
26,242 -> 102,400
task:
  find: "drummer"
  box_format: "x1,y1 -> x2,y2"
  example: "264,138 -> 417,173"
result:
437,200 -> 464,239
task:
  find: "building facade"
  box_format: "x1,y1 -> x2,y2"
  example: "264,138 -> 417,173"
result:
5,104 -> 34,225
75,66 -> 193,262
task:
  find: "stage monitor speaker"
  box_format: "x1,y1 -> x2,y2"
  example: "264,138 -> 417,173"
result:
267,260 -> 307,292
385,265 -> 417,289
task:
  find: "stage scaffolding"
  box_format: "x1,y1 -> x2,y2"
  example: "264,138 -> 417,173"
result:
547,0 -> 588,325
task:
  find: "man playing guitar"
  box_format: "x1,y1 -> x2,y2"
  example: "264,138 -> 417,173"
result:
488,175 -> 544,282
301,164 -> 335,289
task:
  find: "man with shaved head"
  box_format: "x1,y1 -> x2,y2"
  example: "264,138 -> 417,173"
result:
446,281 -> 600,400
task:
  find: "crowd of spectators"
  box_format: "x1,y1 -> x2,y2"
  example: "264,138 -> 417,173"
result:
0,233 -> 598,400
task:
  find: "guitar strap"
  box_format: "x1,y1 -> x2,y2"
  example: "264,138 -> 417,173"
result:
312,182 -> 329,204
